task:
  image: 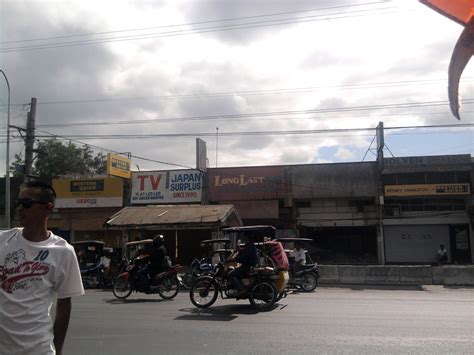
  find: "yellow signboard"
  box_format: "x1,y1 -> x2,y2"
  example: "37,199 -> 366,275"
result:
385,183 -> 470,196
107,153 -> 131,179
52,178 -> 123,208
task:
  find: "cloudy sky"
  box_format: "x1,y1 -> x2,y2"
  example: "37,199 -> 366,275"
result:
0,0 -> 473,174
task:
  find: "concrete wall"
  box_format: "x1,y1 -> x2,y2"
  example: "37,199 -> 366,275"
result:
319,265 -> 474,286
290,162 -> 378,199
297,198 -> 377,227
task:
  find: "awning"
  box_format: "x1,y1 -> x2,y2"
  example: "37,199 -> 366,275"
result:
104,204 -> 242,230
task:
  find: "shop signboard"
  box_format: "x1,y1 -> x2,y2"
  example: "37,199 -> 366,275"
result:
208,166 -> 286,201
385,183 -> 470,196
53,178 -> 123,208
382,154 -> 471,173
131,170 -> 203,204
107,153 -> 131,179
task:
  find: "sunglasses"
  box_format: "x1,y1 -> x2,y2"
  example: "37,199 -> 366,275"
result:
15,198 -> 49,209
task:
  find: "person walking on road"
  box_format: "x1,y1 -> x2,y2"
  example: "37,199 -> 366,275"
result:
0,181 -> 84,355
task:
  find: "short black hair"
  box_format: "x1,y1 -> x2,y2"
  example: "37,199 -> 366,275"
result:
25,180 -> 56,204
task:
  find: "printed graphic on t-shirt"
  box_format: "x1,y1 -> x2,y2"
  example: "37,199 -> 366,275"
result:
0,248 -> 51,293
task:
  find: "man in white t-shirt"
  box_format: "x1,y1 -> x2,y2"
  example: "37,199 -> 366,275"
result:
290,242 -> 306,274
0,181 -> 84,355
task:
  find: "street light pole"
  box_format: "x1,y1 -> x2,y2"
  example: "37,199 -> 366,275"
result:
0,70 -> 11,228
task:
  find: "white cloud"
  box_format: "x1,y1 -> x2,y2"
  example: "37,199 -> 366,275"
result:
0,0 -> 473,175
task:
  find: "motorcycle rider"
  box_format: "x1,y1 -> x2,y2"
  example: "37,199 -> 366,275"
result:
290,242 -> 306,275
138,235 -> 168,290
226,235 -> 258,297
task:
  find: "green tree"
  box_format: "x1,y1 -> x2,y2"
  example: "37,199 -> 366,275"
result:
11,139 -> 107,180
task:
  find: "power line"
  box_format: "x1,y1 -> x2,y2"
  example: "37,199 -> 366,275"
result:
1,1 -> 393,45
34,99 -> 474,128
6,77 -> 473,108
16,123 -> 474,141
32,131 -> 378,193
34,129 -> 195,170
5,124 -> 470,193
0,5 -> 398,53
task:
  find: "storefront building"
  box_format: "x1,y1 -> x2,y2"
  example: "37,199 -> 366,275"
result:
33,154 -> 473,266
381,154 -> 472,264
47,177 -> 125,246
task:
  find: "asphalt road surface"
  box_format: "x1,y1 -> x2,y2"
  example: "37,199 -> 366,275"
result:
63,285 -> 474,355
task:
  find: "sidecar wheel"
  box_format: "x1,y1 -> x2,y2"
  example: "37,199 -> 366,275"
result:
248,281 -> 277,311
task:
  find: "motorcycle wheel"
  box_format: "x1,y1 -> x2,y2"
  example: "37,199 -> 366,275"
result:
248,281 -> 277,311
301,272 -> 318,292
158,276 -> 180,299
190,277 -> 218,308
86,272 -> 102,289
181,273 -> 196,290
113,275 -> 132,299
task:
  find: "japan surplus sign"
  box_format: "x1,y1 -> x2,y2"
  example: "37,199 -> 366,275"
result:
131,170 -> 203,204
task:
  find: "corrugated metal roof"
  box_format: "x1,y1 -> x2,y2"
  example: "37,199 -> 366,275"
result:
104,204 -> 241,229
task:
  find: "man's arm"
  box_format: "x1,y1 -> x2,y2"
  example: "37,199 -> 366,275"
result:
54,297 -> 72,355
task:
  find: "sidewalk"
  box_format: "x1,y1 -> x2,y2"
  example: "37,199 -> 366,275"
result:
318,264 -> 474,286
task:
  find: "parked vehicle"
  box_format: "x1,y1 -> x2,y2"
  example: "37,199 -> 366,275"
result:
112,253 -> 181,300
189,226 -> 289,311
71,240 -> 106,289
181,239 -> 232,290
276,238 -> 319,292
110,239 -> 154,284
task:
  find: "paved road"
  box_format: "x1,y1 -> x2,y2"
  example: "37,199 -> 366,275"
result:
63,285 -> 474,354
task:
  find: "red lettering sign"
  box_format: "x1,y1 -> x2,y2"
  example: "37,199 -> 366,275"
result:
137,175 -> 162,191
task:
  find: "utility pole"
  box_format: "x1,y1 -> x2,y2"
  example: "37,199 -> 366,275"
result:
215,127 -> 219,168
24,98 -> 37,183
375,121 -> 385,265
0,70 -> 11,228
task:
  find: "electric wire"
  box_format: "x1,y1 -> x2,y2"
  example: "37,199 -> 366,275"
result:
1,1 -> 394,45
0,3 -> 397,53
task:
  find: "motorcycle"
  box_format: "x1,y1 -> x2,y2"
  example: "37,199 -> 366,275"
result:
71,240 -> 106,289
180,257 -> 213,290
287,263 -> 319,292
113,255 -> 181,300
189,226 -> 289,311
80,262 -> 105,289
181,239 -> 233,290
276,238 -> 320,292
190,262 -> 282,311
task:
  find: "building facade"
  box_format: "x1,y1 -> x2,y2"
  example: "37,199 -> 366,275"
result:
11,154 -> 471,265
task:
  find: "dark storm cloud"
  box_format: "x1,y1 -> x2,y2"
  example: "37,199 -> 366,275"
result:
182,0 -> 367,44
1,1 -> 122,127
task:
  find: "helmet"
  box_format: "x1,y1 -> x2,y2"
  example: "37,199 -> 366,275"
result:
153,235 -> 164,247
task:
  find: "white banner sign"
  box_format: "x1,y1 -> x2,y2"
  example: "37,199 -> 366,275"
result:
55,197 -> 123,208
131,170 -> 203,204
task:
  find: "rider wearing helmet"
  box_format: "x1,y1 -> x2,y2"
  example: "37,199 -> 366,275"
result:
148,235 -> 168,279
137,235 -> 168,290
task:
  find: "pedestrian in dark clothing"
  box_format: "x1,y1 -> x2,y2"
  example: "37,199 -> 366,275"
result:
227,236 -> 258,296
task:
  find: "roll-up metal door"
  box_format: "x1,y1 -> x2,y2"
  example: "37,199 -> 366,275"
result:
384,225 -> 450,263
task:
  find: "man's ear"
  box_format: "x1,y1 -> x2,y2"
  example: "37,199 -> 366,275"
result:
47,202 -> 54,209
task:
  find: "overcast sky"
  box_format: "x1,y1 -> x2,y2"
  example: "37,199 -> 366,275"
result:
0,0 -> 473,174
